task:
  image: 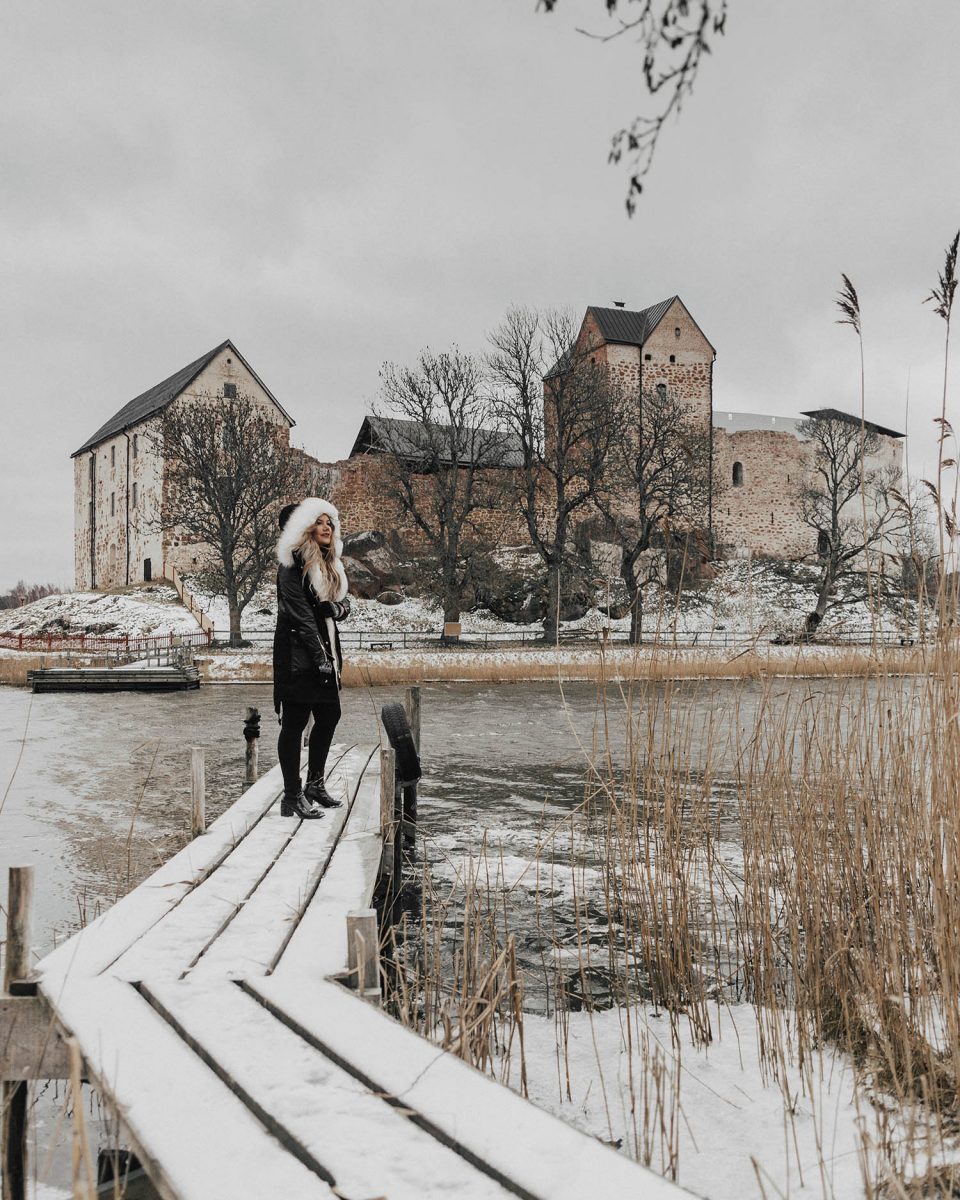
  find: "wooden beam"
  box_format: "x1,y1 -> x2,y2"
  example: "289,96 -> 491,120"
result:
379,747 -> 396,883
403,685 -> 421,753
345,910 -> 380,1000
2,865 -> 34,1200
190,747 -> 206,838
0,997 -> 71,1080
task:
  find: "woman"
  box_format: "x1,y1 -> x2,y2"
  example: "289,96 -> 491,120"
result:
273,497 -> 351,819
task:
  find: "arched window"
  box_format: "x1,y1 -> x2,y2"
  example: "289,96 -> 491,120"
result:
732,461 -> 744,487
817,530 -> 830,557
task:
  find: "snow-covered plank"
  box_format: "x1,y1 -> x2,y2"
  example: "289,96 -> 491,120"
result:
109,747 -> 358,983
38,747 -> 354,986
272,754 -> 383,981
144,978 -> 516,1200
43,975 -> 333,1200
249,977 -> 687,1200
186,746 -> 376,981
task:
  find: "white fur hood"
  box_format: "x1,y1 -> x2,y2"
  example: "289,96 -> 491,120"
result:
276,498 -> 348,602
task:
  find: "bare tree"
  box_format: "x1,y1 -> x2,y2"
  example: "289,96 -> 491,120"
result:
540,0 -> 727,213
798,412 -> 906,637
488,306 -> 622,642
599,386 -> 711,643
0,581 -> 62,609
374,349 -> 505,626
160,392 -> 310,646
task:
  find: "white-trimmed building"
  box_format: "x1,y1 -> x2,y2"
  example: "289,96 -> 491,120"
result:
72,341 -> 294,589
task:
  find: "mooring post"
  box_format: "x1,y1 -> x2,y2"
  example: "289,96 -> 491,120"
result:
346,909 -> 380,1000
243,707 -> 261,784
190,748 -> 206,838
2,865 -> 34,1200
403,686 -> 421,753
379,746 -> 396,891
402,685 -> 421,843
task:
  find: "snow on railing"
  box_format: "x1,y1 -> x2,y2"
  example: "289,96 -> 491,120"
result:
230,627 -> 926,651
0,630 -> 213,654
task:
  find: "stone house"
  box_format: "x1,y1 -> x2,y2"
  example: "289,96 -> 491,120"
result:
72,306 -> 907,595
562,298 -> 904,562
72,340 -> 294,589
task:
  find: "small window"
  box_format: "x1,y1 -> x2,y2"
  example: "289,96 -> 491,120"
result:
223,382 -> 237,399
110,492 -> 116,516
656,383 -> 667,400
669,354 -> 676,363
133,434 -> 138,459
732,461 -> 744,487
644,353 -> 652,362
770,512 -> 774,526
132,483 -> 138,509
111,445 -> 116,468
674,326 -> 681,339
143,558 -> 152,582
817,530 -> 830,556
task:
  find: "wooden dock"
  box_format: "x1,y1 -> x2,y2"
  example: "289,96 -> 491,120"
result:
2,720 -> 686,1198
28,664 -> 201,692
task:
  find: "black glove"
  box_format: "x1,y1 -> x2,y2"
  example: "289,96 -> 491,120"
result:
316,598 -> 350,620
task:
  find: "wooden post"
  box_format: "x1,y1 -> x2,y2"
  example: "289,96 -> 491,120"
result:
243,707 -> 261,785
346,909 -> 380,999
190,748 -> 206,838
379,747 -> 396,884
402,686 -> 420,844
68,1037 -> 95,1200
2,865 -> 34,1200
403,686 -> 421,753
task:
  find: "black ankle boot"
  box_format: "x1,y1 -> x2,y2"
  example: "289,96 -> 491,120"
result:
280,787 -> 324,819
304,774 -> 343,808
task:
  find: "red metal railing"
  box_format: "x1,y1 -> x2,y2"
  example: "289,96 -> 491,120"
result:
0,630 -> 213,654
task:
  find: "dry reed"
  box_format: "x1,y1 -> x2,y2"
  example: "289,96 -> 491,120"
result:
192,644 -> 936,688
384,629 -> 960,1196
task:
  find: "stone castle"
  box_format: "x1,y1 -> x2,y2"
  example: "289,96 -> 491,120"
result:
71,299 -> 905,591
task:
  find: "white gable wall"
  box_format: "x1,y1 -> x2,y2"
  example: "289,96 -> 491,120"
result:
73,347 -> 291,590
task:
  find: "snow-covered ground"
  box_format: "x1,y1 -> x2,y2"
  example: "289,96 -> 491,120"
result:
512,1002 -> 866,1199
2,561 -> 921,644
0,583 -> 199,639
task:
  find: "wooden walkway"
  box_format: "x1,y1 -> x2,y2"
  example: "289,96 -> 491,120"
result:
6,743 -> 685,1200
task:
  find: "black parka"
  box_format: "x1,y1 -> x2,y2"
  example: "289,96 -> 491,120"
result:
273,557 -> 350,713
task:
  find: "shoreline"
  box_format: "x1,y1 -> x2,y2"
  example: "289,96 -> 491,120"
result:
1,642 -> 942,689
198,643 -> 937,685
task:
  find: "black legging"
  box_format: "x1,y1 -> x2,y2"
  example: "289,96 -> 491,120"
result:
277,701 -> 341,793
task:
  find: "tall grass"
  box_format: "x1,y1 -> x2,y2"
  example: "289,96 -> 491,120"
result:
384,632 -> 960,1196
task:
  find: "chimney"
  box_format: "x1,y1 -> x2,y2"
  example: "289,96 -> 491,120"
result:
613,300 -> 626,308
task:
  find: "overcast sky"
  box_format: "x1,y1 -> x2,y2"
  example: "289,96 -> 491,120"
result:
2,0 -> 958,589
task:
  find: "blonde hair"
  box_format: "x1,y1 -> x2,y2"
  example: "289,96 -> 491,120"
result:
295,529 -> 340,599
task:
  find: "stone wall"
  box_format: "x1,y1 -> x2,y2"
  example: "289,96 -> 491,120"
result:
712,416 -> 905,559
317,454 -> 534,549
73,418 -> 164,590
579,298 -> 714,428
712,425 -> 812,557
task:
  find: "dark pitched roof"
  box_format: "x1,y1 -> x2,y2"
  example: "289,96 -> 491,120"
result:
587,297 -> 678,346
545,296 -> 716,378
800,408 -> 905,439
72,339 -> 294,457
350,415 -> 524,468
